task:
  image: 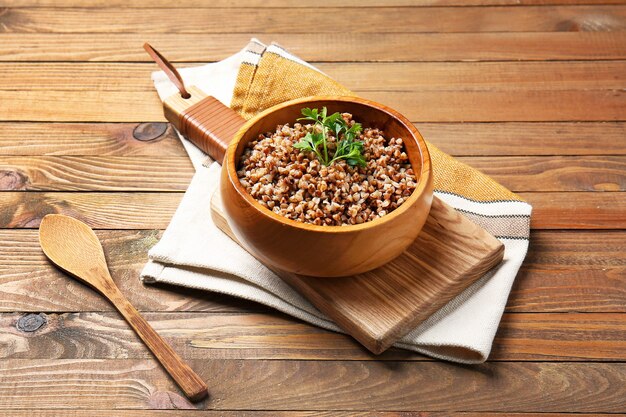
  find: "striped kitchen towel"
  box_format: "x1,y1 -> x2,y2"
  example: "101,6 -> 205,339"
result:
141,39 -> 532,363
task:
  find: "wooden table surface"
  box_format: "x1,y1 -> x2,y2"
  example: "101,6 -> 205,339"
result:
1,1 -> 625,415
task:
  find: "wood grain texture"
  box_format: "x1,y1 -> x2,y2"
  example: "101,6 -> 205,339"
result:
3,6 -> 625,33
0,191 -> 183,229
0,359 -> 625,412
512,229 -> 626,312
526,191 -> 626,229
4,89 -> 625,122
323,61 -> 626,91
1,33 -> 625,62
1,122 -> 624,157
213,193 -> 503,353
1,230 -> 623,313
459,156 -> 626,192
490,312 -> 626,360
0,413 -> 622,417
365,89 -> 626,123
419,122 -> 626,156
3,0 -> 624,7
0,122 -> 186,156
0,191 -> 622,229
0,156 -> 194,191
2,311 -> 625,361
4,61 -> 626,92
0,155 -> 623,192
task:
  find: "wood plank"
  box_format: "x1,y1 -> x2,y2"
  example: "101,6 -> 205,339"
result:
0,191 -> 183,229
1,90 -> 165,122
1,230 -> 624,313
513,267 -> 626,312
365,89 -> 626,123
0,156 -> 194,191
1,311 -> 625,361
419,121 -> 626,156
491,312 -> 626,360
458,156 -> 626,192
0,359 -> 624,412
3,0 -> 624,7
0,412 -> 370,417
1,33 -> 624,62
0,122 -> 187,156
0,191 -> 622,229
322,61 -> 626,91
1,155 -> 622,192
2,122 -> 624,157
3,89 -> 624,122
4,61 -> 626,92
512,229 -> 626,312
3,6 -> 625,33
524,191 -> 626,229
0,413 -> 621,417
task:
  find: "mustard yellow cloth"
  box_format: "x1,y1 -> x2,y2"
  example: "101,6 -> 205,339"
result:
231,42 -> 521,204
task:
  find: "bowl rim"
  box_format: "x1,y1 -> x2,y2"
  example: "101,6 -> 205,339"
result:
225,95 -> 432,234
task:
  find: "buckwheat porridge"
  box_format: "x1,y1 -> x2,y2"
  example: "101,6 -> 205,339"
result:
237,108 -> 418,226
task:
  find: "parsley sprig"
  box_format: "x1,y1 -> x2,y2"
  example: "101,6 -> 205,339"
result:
293,107 -> 366,167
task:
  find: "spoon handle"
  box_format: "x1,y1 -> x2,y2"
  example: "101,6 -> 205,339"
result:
106,284 -> 208,401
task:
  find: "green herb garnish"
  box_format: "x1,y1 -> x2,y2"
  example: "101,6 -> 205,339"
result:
293,107 -> 366,167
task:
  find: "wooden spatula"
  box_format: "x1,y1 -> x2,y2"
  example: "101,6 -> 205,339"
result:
38,214 -> 209,402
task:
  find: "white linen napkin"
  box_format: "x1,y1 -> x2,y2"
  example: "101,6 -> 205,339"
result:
141,41 -> 532,364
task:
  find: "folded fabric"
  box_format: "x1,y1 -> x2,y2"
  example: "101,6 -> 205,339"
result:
141,39 -> 532,364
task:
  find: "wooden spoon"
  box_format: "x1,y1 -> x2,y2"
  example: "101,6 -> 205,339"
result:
38,214 -> 209,402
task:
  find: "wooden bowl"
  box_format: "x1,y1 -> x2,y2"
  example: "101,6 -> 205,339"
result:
220,96 -> 433,277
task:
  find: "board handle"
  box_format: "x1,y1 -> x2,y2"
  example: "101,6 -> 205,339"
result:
163,88 -> 246,163
144,43 -> 245,163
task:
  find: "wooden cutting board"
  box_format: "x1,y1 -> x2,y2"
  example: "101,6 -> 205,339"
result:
211,193 -> 504,354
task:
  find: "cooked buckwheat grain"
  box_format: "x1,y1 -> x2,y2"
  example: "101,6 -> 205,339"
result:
237,113 -> 417,226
